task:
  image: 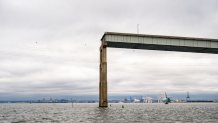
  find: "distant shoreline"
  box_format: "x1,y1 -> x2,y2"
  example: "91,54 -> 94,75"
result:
0,101 -> 218,104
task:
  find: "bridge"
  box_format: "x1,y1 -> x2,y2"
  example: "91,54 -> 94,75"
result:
99,32 -> 218,107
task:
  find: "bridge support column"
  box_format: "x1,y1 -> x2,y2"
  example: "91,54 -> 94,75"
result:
99,41 -> 108,107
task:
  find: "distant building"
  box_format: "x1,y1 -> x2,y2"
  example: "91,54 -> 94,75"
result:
133,98 -> 140,103
144,96 -> 153,103
186,92 -> 190,102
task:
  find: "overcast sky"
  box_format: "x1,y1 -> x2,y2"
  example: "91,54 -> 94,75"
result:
1,0 -> 218,100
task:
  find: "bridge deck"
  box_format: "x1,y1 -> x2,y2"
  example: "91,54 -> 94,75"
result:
101,32 -> 218,54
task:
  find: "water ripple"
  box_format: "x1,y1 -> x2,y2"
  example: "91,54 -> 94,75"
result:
0,103 -> 218,122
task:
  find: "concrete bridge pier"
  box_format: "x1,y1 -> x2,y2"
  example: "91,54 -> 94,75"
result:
99,41 -> 108,107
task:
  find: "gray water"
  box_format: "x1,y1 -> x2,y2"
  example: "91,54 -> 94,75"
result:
0,103 -> 218,123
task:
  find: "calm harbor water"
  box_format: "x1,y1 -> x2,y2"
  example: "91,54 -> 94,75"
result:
0,103 -> 218,123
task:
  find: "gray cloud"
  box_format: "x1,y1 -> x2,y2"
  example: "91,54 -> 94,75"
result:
0,0 -> 218,99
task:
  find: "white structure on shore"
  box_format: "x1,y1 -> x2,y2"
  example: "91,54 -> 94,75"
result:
144,96 -> 153,103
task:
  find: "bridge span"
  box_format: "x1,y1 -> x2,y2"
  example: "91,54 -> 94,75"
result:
99,32 -> 218,107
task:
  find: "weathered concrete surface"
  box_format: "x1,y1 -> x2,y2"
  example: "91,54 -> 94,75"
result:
99,41 -> 107,107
